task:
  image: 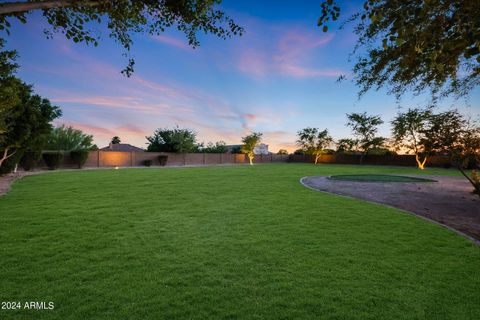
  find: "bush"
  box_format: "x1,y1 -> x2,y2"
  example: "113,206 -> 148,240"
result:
42,151 -> 64,170
158,155 -> 168,166
143,159 -> 153,167
70,149 -> 89,169
20,150 -> 42,171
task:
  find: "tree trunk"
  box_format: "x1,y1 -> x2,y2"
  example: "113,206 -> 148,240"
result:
314,153 -> 321,165
248,154 -> 253,165
0,148 -> 15,167
457,166 -> 480,197
0,0 -> 100,15
415,154 -> 428,170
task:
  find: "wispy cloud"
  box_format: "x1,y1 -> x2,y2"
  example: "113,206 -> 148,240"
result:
235,23 -> 342,79
151,35 -> 191,51
277,64 -> 344,78
54,121 -> 114,137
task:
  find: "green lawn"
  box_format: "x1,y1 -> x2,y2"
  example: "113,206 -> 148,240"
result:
0,164 -> 479,319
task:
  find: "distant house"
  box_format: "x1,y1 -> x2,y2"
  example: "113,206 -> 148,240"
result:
100,143 -> 144,152
225,143 -> 270,155
253,143 -> 270,155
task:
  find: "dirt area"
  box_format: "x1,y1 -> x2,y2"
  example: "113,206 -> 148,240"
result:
301,175 -> 480,243
0,171 -> 40,197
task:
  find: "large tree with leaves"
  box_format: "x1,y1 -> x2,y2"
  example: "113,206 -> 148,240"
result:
296,127 -> 333,164
146,127 -> 198,153
0,38 -> 20,144
420,109 -> 480,195
0,81 -> 61,171
391,107 -> 433,169
318,1 -> 480,99
0,0 -> 243,76
346,112 -> 385,162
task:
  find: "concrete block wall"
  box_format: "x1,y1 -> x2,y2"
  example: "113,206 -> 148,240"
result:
38,151 -> 452,169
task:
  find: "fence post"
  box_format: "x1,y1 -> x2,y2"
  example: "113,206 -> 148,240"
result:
220,153 -> 223,164
130,151 -> 134,167
97,150 -> 100,167
183,154 -> 186,166
203,153 -> 206,165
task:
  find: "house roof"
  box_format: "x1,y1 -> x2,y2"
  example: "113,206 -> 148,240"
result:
100,143 -> 144,152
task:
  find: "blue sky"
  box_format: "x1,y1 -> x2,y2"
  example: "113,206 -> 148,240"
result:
4,0 -> 480,152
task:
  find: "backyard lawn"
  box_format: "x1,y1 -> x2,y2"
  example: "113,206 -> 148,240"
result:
0,163 -> 479,319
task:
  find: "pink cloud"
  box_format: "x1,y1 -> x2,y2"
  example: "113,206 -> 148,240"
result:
235,24 -> 343,79
115,124 -> 148,136
278,64 -> 343,78
275,31 -> 334,62
51,95 -> 171,113
237,49 -> 269,77
152,35 -> 191,51
54,121 -> 114,136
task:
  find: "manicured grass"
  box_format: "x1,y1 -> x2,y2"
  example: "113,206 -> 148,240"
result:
0,164 -> 479,319
329,174 -> 437,182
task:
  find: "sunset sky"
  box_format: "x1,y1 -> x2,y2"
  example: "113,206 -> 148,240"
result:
5,0 -> 480,152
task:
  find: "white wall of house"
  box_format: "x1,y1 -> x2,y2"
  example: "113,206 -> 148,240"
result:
254,143 -> 270,155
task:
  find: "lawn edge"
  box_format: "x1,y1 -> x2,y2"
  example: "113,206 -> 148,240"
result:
299,176 -> 480,246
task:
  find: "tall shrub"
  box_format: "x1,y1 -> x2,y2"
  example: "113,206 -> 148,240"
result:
20,150 -> 42,171
42,151 -> 63,170
70,149 -> 89,169
158,155 -> 168,166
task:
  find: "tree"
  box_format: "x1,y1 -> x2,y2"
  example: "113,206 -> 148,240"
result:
421,109 -> 480,195
336,138 -> 358,153
111,136 -> 121,144
346,112 -> 385,162
146,127 -> 197,153
241,132 -> 262,165
391,107 -> 433,169
201,141 -> 227,153
45,125 -> 94,150
277,149 -> 288,155
318,1 -> 480,99
0,39 -> 20,146
0,0 -> 243,76
0,82 -> 61,170
458,124 -> 480,194
296,127 -> 333,164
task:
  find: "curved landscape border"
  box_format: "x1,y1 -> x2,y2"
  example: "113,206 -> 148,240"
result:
300,175 -> 480,246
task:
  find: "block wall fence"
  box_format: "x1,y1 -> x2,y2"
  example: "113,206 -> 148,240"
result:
45,151 -> 451,169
